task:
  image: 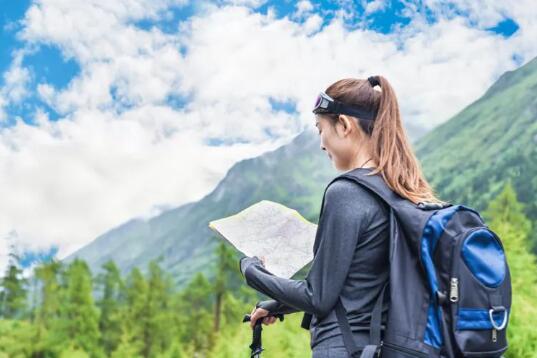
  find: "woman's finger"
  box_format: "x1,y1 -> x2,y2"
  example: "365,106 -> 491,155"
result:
249,307 -> 270,328
250,309 -> 264,328
263,316 -> 277,325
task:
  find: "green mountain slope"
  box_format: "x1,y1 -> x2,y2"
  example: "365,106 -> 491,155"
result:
415,57 -> 537,249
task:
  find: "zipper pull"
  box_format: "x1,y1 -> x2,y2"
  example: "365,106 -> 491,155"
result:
449,277 -> 459,302
492,328 -> 497,343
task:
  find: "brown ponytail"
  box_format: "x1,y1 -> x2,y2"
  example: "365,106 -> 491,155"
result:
323,76 -> 446,205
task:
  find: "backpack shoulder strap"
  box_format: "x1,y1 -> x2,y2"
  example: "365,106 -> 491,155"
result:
334,171 -> 449,241
335,282 -> 389,358
334,171 -> 402,208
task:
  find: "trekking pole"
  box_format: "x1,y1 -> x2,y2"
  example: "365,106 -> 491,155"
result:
243,314 -> 264,358
243,311 -> 284,358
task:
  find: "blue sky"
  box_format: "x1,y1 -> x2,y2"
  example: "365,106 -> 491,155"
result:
0,0 -> 535,272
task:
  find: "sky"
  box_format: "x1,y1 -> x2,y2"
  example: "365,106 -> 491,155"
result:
0,0 -> 536,273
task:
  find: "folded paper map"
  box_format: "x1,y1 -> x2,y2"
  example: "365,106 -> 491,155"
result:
208,200 -> 317,279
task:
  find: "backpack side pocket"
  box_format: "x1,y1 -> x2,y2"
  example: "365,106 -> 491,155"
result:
449,227 -> 510,357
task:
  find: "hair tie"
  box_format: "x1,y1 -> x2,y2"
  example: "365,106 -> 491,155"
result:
367,76 -> 380,87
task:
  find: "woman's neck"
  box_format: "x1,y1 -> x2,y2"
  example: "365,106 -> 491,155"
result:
351,152 -> 377,169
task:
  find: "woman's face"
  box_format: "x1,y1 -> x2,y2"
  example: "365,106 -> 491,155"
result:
315,115 -> 360,171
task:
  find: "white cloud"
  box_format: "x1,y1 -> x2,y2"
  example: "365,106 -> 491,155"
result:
302,13 -> 323,35
436,0 -> 537,62
363,0 -> 387,15
1,50 -> 32,106
222,0 -> 266,7
294,0 -> 314,19
1,0 -> 537,272
0,95 -> 6,122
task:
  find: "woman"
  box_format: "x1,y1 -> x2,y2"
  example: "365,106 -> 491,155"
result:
239,75 -> 444,357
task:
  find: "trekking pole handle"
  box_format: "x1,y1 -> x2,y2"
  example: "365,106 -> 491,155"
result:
242,312 -> 285,323
243,314 -> 266,358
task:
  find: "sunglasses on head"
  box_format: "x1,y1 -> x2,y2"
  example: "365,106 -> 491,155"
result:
312,92 -> 376,121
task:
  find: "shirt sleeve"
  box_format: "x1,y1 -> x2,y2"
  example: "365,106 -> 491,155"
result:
241,179 -> 372,319
256,299 -> 302,315
273,301 -> 301,315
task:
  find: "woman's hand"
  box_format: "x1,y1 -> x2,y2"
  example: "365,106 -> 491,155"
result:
239,255 -> 267,276
249,306 -> 278,328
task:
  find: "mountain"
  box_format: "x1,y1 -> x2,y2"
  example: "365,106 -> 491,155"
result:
65,128 -> 338,288
66,56 -> 537,286
415,57 -> 537,246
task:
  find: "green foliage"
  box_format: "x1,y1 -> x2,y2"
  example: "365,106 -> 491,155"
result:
59,346 -> 90,358
176,272 -> 214,355
110,326 -> 144,358
162,343 -> 186,358
123,267 -> 149,356
144,260 -> 175,357
484,182 -> 537,357
34,260 -> 63,326
33,260 -> 66,356
213,241 -> 243,332
62,259 -> 103,357
96,260 -> 124,355
0,319 -> 36,357
0,254 -> 27,319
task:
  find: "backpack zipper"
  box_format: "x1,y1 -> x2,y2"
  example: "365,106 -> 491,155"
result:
449,277 -> 459,302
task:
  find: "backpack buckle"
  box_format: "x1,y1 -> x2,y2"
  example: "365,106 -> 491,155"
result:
489,306 -> 508,330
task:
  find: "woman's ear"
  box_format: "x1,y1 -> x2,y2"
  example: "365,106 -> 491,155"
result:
338,115 -> 354,136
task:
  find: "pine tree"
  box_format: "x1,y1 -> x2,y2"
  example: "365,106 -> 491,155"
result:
62,259 -> 103,357
33,260 -> 65,355
0,252 -> 27,319
176,272 -> 214,355
483,181 -> 537,357
97,260 -> 124,355
0,264 -> 27,319
110,324 -> 144,358
144,259 -> 174,357
124,267 -> 149,357
213,241 -> 239,332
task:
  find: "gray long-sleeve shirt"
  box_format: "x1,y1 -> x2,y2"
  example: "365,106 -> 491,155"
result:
240,171 -> 390,349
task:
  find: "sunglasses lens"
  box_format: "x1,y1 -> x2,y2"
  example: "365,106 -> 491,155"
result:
314,95 -> 321,108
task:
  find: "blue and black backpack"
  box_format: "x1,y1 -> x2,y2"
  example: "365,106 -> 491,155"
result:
300,169 -> 512,358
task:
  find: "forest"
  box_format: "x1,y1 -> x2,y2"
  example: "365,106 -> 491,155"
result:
1,182 -> 536,358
